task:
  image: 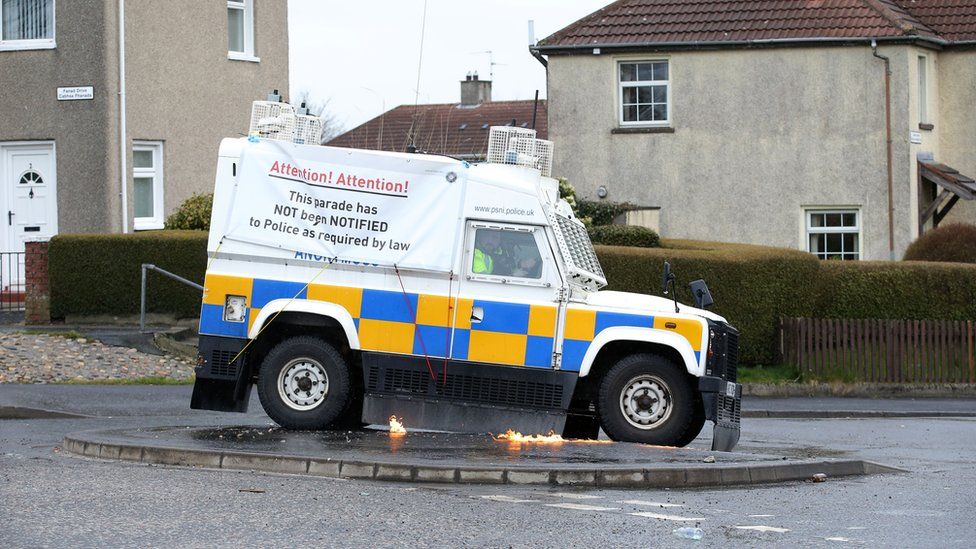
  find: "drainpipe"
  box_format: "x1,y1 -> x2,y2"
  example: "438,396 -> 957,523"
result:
528,21 -> 547,68
872,40 -> 895,261
118,0 -> 128,233
530,47 -> 548,68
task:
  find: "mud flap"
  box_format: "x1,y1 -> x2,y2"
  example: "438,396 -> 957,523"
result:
699,377 -> 741,452
190,335 -> 252,413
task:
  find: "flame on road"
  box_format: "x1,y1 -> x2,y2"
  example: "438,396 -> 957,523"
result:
493,429 -> 614,445
389,415 -> 406,437
493,429 -> 564,444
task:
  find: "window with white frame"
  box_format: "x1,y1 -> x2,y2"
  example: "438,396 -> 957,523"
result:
0,0 -> 55,50
806,209 -> 860,260
917,55 -> 928,124
618,60 -> 670,126
132,142 -> 164,231
227,0 -> 256,60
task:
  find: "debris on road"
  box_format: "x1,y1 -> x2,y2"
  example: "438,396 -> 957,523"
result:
673,527 -> 704,540
703,456 -> 716,463
811,473 -> 828,482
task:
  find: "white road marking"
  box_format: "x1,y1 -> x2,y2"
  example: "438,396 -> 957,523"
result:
618,500 -> 684,508
631,512 -> 704,522
847,527 -> 868,530
478,495 -> 540,503
551,492 -> 603,500
735,525 -> 791,533
545,503 -> 620,512
748,514 -> 776,518
826,537 -> 852,542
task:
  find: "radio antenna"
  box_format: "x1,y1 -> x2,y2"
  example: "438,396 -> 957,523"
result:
406,0 -> 429,153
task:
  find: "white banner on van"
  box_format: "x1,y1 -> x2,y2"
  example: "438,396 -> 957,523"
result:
222,139 -> 466,271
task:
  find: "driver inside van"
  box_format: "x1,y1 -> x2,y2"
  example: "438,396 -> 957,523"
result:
473,230 -> 501,275
473,229 -> 541,278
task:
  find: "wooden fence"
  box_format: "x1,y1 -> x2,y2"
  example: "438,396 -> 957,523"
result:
779,318 -> 976,383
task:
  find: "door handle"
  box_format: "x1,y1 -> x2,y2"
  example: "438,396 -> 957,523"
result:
7,211 -> 12,226
470,306 -> 484,323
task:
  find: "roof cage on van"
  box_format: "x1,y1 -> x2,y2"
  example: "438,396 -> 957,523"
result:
485,126 -> 553,177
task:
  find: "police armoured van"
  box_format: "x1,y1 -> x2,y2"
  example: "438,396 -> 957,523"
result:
191,103 -> 741,451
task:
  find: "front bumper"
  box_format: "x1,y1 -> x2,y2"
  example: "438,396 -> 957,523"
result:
700,321 -> 741,452
699,376 -> 741,452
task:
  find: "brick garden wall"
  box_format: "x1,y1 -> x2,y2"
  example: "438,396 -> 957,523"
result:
25,240 -> 50,324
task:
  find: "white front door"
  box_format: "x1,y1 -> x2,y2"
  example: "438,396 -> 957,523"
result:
1,143 -> 58,292
3,143 -> 58,251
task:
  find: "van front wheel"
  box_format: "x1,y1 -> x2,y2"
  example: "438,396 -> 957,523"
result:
596,353 -> 695,446
257,337 -> 350,430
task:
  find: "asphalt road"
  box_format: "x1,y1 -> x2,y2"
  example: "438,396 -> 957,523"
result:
5,384 -> 976,418
1,385 -> 975,547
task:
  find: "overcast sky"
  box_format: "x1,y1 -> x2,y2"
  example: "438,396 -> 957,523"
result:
287,0 -> 609,132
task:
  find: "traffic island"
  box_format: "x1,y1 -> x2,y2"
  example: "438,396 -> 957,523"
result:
63,426 -> 902,488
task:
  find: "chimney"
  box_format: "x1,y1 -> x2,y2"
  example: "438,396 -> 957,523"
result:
460,71 -> 491,106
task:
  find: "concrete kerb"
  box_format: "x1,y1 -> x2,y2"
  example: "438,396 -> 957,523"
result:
61,432 -> 907,488
743,410 -> 976,419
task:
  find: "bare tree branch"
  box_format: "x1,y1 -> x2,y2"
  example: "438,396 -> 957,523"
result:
293,90 -> 346,143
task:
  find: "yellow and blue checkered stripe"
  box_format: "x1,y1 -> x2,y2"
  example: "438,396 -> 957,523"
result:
561,308 -> 704,371
200,275 -> 702,371
200,274 -> 558,369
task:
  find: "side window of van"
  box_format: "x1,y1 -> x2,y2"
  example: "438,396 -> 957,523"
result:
471,227 -> 544,280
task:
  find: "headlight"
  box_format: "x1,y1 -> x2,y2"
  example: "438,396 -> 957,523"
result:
707,329 -> 715,360
223,295 -> 247,323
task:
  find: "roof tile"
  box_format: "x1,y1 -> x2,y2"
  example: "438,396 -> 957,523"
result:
537,0 -> 972,47
326,100 -> 548,159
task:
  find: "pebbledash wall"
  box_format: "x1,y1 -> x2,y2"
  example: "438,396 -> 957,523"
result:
937,50 -> 976,224
0,0 -> 288,236
0,1 -> 116,234
124,0 -> 289,230
546,44 -> 976,260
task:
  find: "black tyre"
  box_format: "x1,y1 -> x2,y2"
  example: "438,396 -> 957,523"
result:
331,381 -> 366,430
596,353 -> 695,446
561,413 -> 601,440
257,336 -> 351,430
674,393 -> 707,447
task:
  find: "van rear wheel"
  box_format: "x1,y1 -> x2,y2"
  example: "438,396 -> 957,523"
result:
596,353 -> 695,446
257,336 -> 350,430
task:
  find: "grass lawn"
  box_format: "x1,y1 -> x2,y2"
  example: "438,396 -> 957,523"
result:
738,364 -> 802,384
18,329 -> 84,339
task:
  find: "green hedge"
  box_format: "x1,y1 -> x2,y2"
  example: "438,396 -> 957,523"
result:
596,240 -> 822,364
577,200 -> 633,226
50,231 -> 208,319
814,261 -> 976,320
48,233 -> 976,366
903,222 -> 976,263
588,225 -> 661,248
165,193 -> 213,231
596,240 -> 976,364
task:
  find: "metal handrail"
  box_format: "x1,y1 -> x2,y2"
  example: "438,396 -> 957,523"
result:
1,251 -> 26,313
140,263 -> 203,333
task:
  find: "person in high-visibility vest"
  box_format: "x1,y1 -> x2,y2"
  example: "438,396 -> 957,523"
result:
473,247 -> 494,274
473,230 -> 502,274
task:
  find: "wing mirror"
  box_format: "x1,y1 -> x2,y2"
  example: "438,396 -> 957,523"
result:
661,261 -> 674,295
689,279 -> 714,309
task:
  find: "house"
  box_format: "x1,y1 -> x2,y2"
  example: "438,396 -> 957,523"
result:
0,0 -> 288,256
328,73 -> 548,161
533,0 -> 976,260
